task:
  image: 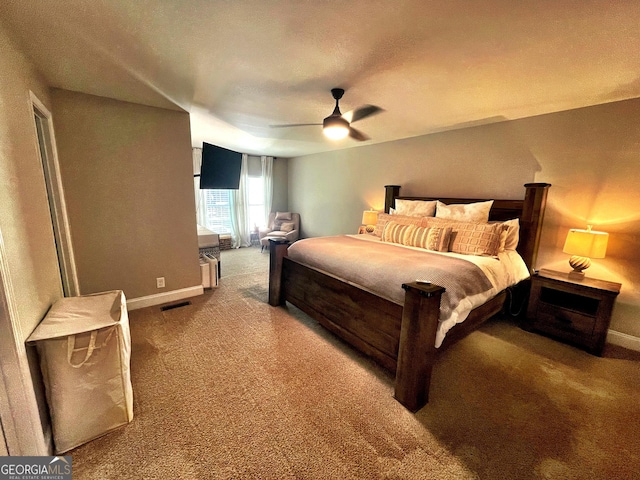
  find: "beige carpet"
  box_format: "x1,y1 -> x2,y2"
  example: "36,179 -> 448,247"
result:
70,247 -> 640,479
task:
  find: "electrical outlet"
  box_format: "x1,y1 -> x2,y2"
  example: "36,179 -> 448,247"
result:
156,277 -> 165,289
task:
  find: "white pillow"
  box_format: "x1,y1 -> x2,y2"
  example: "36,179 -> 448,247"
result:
492,218 -> 520,251
436,200 -> 493,223
395,199 -> 437,217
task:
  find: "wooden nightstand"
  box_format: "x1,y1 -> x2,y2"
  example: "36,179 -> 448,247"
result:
525,269 -> 621,356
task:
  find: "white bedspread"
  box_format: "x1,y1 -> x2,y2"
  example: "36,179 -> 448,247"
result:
350,234 -> 530,346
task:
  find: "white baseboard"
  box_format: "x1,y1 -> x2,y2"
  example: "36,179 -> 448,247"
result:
127,285 -> 204,311
607,329 -> 640,352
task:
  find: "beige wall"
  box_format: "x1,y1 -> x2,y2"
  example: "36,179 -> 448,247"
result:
0,22 -> 60,454
50,90 -> 200,300
288,98 -> 640,340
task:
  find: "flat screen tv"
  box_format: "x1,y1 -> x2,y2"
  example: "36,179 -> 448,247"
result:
199,142 -> 242,189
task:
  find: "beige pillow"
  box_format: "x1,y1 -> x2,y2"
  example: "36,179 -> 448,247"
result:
373,213 -> 425,237
436,200 -> 494,223
381,222 -> 416,244
275,211 -> 292,221
382,222 -> 453,253
405,225 -> 452,252
423,216 -> 472,229
280,222 -> 295,233
448,222 -> 505,256
394,199 -> 437,217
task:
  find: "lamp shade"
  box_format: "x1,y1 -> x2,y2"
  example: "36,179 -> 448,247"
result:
562,226 -> 608,259
323,116 -> 349,140
362,210 -> 378,226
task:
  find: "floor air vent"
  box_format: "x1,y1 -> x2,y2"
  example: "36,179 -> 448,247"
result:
160,301 -> 191,311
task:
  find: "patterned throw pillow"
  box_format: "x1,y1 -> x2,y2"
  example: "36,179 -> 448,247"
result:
381,222 -> 416,244
422,216 -> 471,229
423,217 -> 506,256
405,226 -> 452,252
447,222 -> 506,256
373,213 -> 425,237
435,200 -> 494,223
280,222 -> 295,233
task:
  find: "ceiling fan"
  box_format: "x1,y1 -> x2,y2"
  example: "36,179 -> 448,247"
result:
270,88 -> 383,141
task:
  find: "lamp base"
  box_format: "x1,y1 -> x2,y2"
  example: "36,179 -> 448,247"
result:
365,224 -> 375,233
568,270 -> 586,280
568,255 -> 591,279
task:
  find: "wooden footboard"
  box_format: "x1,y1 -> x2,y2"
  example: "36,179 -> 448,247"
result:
268,183 -> 550,412
269,239 -> 445,411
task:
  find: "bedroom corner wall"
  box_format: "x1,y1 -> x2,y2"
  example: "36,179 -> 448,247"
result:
50,89 -> 201,302
287,98 -> 640,344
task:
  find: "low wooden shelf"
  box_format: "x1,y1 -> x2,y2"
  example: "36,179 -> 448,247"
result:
524,268 -> 621,356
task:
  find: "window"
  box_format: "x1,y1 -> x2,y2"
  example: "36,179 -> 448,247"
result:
247,176 -> 265,230
195,153 -> 269,239
203,189 -> 233,234
200,176 -> 266,234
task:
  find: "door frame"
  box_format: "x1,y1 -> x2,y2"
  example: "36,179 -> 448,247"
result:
30,91 -> 79,297
0,91 -> 75,455
0,233 -> 49,455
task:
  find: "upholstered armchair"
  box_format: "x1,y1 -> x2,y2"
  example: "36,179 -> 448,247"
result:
259,212 -> 300,252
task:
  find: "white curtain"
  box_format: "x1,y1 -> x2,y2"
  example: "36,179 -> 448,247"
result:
230,154 -> 251,248
261,155 -> 273,226
192,148 -> 207,227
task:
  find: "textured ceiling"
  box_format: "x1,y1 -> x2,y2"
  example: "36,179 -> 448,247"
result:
2,0 -> 640,157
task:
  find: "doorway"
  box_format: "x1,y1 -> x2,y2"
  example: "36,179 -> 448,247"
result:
30,92 -> 78,296
0,92 -> 73,456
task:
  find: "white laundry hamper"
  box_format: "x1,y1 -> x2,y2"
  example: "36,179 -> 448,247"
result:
27,290 -> 134,453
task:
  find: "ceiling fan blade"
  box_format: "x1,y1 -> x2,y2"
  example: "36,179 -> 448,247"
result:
344,105 -> 383,123
348,126 -> 370,142
269,123 -> 322,128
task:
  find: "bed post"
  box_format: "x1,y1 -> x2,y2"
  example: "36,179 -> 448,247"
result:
268,239 -> 289,306
394,281 -> 445,412
384,185 -> 401,213
518,183 -> 551,272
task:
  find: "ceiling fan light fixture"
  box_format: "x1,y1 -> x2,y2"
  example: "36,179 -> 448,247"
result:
273,88 -> 381,142
323,115 -> 349,140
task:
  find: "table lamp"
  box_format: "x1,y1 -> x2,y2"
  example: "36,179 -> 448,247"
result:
562,225 -> 608,278
361,210 -> 378,233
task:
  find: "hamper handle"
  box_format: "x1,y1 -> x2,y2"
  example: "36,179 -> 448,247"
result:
67,330 -> 98,368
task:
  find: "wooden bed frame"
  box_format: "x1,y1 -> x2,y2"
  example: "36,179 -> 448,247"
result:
268,183 -> 551,412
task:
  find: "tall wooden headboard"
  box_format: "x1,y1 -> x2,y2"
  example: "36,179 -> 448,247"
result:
383,183 -> 551,272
